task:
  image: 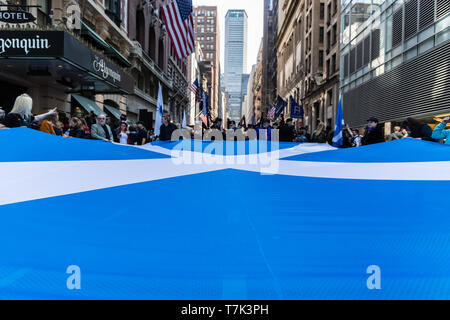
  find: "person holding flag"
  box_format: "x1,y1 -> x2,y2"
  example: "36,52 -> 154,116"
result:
332,96 -> 345,147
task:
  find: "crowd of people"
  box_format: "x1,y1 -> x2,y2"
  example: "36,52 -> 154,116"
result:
1,93 -> 449,147
0,94 -> 160,145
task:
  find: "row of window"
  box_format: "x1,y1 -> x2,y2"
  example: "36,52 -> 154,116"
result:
195,10 -> 216,17
343,29 -> 381,77
197,36 -> 215,41
196,18 -> 215,25
197,27 -> 215,34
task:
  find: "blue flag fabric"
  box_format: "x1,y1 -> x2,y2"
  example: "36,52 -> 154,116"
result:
1,128 -> 450,300
274,96 -> 288,119
332,97 -> 345,147
290,96 -> 304,119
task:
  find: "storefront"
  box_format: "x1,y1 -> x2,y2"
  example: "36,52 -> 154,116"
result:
0,29 -> 134,117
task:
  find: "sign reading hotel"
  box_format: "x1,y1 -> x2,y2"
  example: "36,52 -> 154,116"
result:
0,10 -> 36,23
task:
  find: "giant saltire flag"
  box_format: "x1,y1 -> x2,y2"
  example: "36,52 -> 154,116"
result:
1,126 -> 450,300
332,95 -> 345,147
161,0 -> 195,59
155,82 -> 164,136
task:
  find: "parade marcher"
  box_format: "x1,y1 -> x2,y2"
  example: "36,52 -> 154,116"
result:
351,129 -> 363,147
90,114 -> 113,142
279,118 -> 296,142
311,122 -> 328,143
431,116 -> 450,145
54,121 -> 65,136
362,117 -> 385,146
159,115 -> 177,141
68,117 -> 86,139
388,126 -> 404,141
213,118 -> 223,130
295,127 -> 309,143
117,122 -> 130,145
136,121 -> 148,145
405,117 -> 434,141
2,94 -> 57,129
401,127 -> 409,138
81,118 -> 91,137
40,113 -> 58,135
257,119 -> 272,140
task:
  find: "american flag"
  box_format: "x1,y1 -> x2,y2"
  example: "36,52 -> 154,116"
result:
189,78 -> 201,102
161,0 -> 195,59
268,105 -> 276,119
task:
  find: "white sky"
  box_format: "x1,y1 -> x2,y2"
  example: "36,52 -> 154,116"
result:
192,0 -> 264,74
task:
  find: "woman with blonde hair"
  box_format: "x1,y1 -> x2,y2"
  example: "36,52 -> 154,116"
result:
2,93 -> 57,128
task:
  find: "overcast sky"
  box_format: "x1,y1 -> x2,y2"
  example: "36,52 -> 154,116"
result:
192,0 -> 264,74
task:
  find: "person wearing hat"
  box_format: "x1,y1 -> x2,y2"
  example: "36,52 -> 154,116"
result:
362,117 -> 385,146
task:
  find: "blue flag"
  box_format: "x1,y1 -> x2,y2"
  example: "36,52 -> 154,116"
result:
274,96 -> 288,119
155,82 -> 164,136
332,96 -> 345,147
200,92 -> 208,125
290,96 -> 304,119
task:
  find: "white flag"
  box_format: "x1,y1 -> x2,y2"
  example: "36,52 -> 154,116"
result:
182,110 -> 186,129
155,83 -> 164,136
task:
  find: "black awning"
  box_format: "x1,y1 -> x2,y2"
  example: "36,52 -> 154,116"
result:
0,30 -> 134,95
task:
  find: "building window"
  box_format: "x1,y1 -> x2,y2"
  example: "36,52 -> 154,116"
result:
319,27 -> 324,43
36,0 -> 51,26
320,3 -> 325,20
332,53 -> 337,74
105,0 -> 121,26
319,50 -> 323,68
332,23 -> 337,45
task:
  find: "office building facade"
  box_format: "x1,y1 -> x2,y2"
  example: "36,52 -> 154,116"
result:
225,10 -> 248,122
341,0 -> 450,128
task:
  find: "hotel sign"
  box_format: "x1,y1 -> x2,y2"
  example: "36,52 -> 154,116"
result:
0,10 -> 36,23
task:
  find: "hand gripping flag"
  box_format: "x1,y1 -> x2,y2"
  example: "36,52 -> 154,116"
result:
161,0 -> 195,59
332,96 -> 345,147
155,83 -> 164,136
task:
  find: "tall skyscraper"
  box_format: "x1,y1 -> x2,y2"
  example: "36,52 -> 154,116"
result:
193,6 -> 221,119
225,10 -> 248,121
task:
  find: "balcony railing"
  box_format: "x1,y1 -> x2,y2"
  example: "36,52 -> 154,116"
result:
130,41 -> 172,88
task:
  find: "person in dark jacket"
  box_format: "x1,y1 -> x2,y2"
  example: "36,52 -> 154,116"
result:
159,115 -> 177,141
279,118 -> 296,142
68,117 -> 86,139
405,117 -> 434,141
362,117 -> 385,146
